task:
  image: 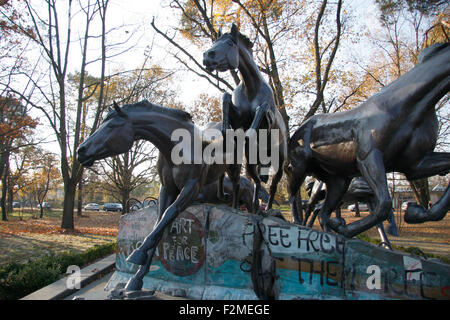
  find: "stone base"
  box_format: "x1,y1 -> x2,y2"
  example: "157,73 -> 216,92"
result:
105,204 -> 450,300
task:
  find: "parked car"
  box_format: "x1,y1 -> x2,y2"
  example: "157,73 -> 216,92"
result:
103,203 -> 123,212
12,201 -> 21,208
402,201 -> 417,211
348,202 -> 369,212
38,202 -> 51,209
84,203 -> 100,211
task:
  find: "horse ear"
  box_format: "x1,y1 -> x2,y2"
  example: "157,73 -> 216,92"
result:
217,27 -> 222,39
113,101 -> 126,117
230,23 -> 238,41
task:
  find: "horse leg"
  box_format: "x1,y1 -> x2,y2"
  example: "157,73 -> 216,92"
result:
126,185 -> 174,265
250,102 -> 270,129
403,152 -> 450,223
216,173 -> 229,203
335,205 -> 342,220
222,92 -> 233,136
222,91 -> 242,136
304,182 -> 324,226
285,164 -> 306,225
157,185 -> 175,221
247,163 -> 263,214
285,121 -> 316,224
317,177 -> 350,233
368,198 -> 392,250
227,164 -> 242,209
306,204 -> 322,228
330,149 -> 392,238
406,183 -> 450,223
386,209 -> 399,236
375,222 -> 393,250
222,93 -> 243,208
125,185 -> 175,291
126,178 -> 201,269
266,151 -> 284,210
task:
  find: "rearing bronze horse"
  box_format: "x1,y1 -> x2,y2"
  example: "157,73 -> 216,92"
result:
77,100 -> 238,291
203,24 -> 288,213
285,42 -> 450,238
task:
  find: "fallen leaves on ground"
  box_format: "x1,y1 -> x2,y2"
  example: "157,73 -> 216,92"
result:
0,211 -> 120,237
0,211 -> 121,266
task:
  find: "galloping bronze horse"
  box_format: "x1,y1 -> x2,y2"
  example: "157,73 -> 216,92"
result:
203,24 -> 288,213
286,42 -> 450,238
77,100 -> 239,291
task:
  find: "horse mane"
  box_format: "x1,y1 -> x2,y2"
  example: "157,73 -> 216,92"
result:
122,100 -> 193,122
219,29 -> 254,52
238,32 -> 253,51
417,42 -> 449,64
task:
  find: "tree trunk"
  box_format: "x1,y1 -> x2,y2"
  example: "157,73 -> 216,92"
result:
354,202 -> 361,217
7,183 -> 13,213
77,180 -> 83,217
121,190 -> 129,215
1,179 -> 7,221
1,159 -> 9,221
61,181 -> 76,229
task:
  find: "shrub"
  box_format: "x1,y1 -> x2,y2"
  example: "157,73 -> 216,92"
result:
0,241 -> 116,300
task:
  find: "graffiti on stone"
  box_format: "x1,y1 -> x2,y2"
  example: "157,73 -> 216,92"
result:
155,211 -> 206,277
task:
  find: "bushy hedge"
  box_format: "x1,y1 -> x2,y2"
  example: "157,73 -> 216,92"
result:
0,241 -> 116,300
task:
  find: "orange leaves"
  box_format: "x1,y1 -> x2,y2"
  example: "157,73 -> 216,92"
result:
0,96 -> 38,143
0,211 -> 120,238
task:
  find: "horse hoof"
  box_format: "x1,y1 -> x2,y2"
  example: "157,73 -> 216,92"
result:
125,277 -> 143,291
404,204 -> 427,224
386,225 -> 399,236
126,248 -> 147,265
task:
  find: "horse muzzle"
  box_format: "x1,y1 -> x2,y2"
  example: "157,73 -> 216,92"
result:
77,145 -> 95,167
78,154 -> 95,167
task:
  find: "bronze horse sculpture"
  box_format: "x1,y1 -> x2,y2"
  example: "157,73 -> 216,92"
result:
77,100 -> 241,291
203,24 -> 288,213
285,42 -> 450,238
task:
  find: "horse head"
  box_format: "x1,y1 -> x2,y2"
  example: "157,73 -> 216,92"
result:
203,23 -> 252,72
78,101 -> 135,167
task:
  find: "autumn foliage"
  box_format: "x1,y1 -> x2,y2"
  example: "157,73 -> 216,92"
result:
0,96 -> 38,142
0,211 -> 119,238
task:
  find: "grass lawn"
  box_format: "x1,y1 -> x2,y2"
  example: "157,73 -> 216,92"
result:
0,209 -> 121,266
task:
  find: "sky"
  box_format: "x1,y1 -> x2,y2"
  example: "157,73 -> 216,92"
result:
20,0 -> 385,152
23,0 -> 381,109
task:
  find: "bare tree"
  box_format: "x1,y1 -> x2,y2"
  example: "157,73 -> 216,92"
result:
99,140 -> 157,214
0,0 -> 125,229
